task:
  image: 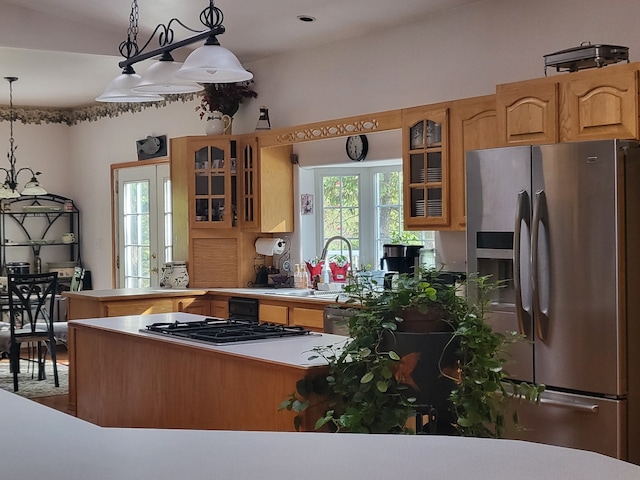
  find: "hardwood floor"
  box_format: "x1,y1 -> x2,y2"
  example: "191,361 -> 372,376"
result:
1,345 -> 73,415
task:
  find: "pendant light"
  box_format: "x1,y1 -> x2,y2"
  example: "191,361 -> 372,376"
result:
131,52 -> 204,94
99,0 -> 251,103
174,35 -> 253,83
0,77 -> 47,198
96,65 -> 164,103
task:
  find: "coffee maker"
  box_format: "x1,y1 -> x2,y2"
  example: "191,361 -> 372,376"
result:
380,244 -> 423,275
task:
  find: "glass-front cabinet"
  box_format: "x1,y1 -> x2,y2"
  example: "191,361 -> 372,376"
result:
239,136 -> 258,230
190,139 -> 235,228
402,106 -> 449,229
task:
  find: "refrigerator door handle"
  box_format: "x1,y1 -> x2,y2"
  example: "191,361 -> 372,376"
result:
537,396 -> 600,414
532,189 -> 550,341
514,190 -> 531,337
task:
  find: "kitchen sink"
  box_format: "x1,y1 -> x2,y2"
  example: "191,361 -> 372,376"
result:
264,288 -> 346,299
264,289 -> 315,297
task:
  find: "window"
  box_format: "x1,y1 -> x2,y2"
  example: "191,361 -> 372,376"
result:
315,164 -> 434,269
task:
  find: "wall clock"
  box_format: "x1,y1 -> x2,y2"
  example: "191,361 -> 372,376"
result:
346,134 -> 368,162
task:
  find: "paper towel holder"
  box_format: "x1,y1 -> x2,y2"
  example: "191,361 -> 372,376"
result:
255,237 -> 286,256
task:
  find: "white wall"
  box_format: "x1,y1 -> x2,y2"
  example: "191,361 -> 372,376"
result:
5,0 -> 640,288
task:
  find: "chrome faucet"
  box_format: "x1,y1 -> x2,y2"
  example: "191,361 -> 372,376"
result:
320,235 -> 353,271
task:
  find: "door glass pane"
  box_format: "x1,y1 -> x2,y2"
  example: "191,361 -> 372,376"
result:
123,180 -> 150,288
163,177 -> 173,263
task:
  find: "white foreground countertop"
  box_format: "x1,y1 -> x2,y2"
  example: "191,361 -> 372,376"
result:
69,312 -> 348,368
2,388 -> 640,480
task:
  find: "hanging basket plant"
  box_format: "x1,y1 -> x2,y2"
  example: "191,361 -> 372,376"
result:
195,80 -> 258,119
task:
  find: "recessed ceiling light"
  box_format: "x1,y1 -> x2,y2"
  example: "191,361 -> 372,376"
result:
297,15 -> 316,23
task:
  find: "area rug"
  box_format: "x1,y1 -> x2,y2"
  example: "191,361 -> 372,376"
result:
0,360 -> 68,399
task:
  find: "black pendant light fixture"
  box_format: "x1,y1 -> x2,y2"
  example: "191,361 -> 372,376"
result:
97,0 -> 252,102
0,77 -> 47,198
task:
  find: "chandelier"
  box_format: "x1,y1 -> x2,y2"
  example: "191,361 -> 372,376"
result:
97,0 -> 252,103
0,77 -> 47,199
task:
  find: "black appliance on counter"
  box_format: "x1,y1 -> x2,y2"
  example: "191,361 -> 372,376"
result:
380,244 -> 422,275
143,297 -> 312,345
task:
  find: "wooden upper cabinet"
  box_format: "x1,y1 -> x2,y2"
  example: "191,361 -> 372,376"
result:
240,136 -> 294,233
559,67 -> 639,141
170,136 -> 235,229
402,105 -> 450,230
496,79 -> 559,146
449,95 -> 499,230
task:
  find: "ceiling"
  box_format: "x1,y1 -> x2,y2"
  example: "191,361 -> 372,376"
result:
0,0 -> 479,108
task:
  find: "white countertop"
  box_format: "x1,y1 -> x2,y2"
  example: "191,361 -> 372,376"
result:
2,388 -> 640,480
69,312 -> 348,368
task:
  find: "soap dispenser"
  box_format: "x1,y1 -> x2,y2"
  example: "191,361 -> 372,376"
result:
321,262 -> 332,284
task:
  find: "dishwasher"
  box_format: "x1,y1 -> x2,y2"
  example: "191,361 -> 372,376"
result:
322,305 -> 356,336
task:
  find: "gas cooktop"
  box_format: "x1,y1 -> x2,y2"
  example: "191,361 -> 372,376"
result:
142,318 -> 312,345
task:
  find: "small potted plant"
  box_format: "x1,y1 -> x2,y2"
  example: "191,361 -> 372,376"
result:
195,80 -> 258,127
328,254 -> 350,283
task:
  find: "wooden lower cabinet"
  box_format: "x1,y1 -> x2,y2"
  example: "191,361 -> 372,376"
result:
103,299 -> 174,317
69,324 -> 326,431
260,303 -> 289,325
174,297 -> 210,315
64,290 -> 210,320
290,307 -> 324,330
210,297 -> 230,318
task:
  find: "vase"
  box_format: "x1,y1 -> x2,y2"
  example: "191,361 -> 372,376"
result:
205,111 -> 232,135
160,261 -> 189,288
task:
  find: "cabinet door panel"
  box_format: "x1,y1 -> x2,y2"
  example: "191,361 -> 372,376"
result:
190,237 -> 238,288
496,82 -> 558,146
290,307 -> 324,331
175,297 -> 210,316
103,299 -> 174,317
402,106 -> 450,230
259,303 -> 288,325
560,70 -> 638,141
449,95 -> 498,229
211,298 -> 230,319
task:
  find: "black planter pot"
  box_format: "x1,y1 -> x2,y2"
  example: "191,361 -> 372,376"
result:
381,330 -> 459,434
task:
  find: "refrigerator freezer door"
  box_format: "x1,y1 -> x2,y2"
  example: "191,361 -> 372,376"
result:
466,146 -> 534,382
506,390 -> 627,461
534,141 -> 625,396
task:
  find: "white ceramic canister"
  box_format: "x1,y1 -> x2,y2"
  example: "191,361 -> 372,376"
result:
161,261 -> 189,288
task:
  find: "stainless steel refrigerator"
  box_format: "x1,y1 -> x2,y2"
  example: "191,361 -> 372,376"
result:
465,140 -> 640,463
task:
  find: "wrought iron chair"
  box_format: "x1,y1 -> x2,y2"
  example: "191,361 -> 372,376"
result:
7,272 -> 59,392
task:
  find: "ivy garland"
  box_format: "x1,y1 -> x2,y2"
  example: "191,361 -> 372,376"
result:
0,93 -> 198,126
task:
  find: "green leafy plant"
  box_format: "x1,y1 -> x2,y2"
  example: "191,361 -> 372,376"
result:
280,269 -> 544,436
449,275 -> 545,438
389,231 -> 422,245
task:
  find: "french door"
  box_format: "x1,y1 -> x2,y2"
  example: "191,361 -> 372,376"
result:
115,164 -> 171,288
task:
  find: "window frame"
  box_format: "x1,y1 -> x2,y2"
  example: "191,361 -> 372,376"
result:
314,164 -> 418,269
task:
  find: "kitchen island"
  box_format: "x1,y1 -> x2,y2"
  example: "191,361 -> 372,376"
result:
3,387 -> 640,480
68,312 -> 341,431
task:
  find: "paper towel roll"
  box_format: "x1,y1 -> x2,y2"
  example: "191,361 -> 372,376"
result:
255,237 -> 286,256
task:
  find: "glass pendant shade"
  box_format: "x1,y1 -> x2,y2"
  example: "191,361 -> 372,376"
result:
0,185 -> 20,199
96,70 -> 164,103
21,178 -> 47,196
175,44 -> 253,83
132,55 -> 204,94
